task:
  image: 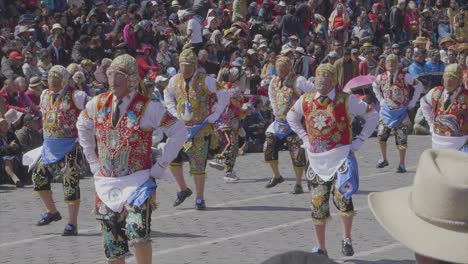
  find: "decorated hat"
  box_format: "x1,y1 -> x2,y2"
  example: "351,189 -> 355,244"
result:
179,48 -> 197,65
315,63 -> 337,87
443,63 -> 462,80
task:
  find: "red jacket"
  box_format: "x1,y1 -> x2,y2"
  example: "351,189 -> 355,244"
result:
0,88 -> 31,113
137,56 -> 160,80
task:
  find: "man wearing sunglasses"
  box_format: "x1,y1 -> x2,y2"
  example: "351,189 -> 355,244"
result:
77,54 -> 187,263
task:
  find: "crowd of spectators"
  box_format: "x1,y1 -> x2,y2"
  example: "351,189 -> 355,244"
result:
0,0 -> 467,187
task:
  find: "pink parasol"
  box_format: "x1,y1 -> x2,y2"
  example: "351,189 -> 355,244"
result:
343,75 -> 376,93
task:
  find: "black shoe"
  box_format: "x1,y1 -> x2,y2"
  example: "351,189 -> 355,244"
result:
396,164 -> 407,173
265,175 -> 284,188
37,212 -> 62,226
195,198 -> 206,210
15,181 -> 24,188
376,159 -> 389,168
173,188 -> 193,207
311,247 -> 328,257
62,224 -> 78,236
291,184 -> 304,194
342,238 -> 354,256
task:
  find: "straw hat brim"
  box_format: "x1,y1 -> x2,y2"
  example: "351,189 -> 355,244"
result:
368,188 -> 468,264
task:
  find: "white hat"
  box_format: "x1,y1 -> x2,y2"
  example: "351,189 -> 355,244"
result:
166,67 -> 177,77
5,109 -> 24,125
278,1 -> 287,7
52,23 -> 63,31
281,47 -> 293,55
369,149 -> 468,264
295,47 -> 305,55
155,75 -> 168,83
171,0 -> 180,7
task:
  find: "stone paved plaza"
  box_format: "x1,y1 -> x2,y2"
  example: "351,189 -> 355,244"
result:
0,136 -> 432,264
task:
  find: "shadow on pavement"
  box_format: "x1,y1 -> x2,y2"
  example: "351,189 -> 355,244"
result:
208,205 -> 309,212
343,260 -> 414,264
151,231 -> 205,238
233,178 -> 296,183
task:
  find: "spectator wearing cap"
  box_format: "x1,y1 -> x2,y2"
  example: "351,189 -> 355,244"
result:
153,75 -> 169,102
335,48 -> 359,89
424,49 -> 445,87
359,50 -> 376,76
1,51 -> 24,81
24,76 -> 43,106
15,113 -> 42,153
47,35 -> 67,66
409,50 -> 431,87
22,54 -> 41,81
186,11 -> 204,54
326,51 -> 339,66
439,37 -> 456,64
16,26 -> 34,47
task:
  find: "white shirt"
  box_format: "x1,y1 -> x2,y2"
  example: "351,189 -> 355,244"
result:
40,88 -> 88,115
164,73 -> 230,120
187,17 -> 203,44
265,75 -> 315,134
76,91 -> 188,175
372,70 -> 424,109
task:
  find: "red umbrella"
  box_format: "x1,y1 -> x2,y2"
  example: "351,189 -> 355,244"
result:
343,75 -> 376,93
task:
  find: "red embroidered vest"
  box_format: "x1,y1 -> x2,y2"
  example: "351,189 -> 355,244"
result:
431,86 -> 468,137
379,70 -> 411,109
302,89 -> 352,153
41,87 -> 81,139
270,74 -> 299,121
94,92 -> 153,177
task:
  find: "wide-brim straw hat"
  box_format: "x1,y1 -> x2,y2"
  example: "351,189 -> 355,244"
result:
412,36 -> 428,45
369,149 -> 468,264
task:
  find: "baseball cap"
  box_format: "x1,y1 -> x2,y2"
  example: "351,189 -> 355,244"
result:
23,114 -> 40,122
155,75 -> 168,83
9,51 -> 23,60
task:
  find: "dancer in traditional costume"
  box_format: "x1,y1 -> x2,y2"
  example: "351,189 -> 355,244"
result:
420,63 -> 468,152
208,67 -> 245,182
264,55 -> 314,194
77,54 -> 187,263
287,63 -> 378,257
32,65 -> 88,235
372,54 -> 424,172
164,48 -> 229,209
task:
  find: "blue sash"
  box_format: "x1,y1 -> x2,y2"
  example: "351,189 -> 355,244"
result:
460,145 -> 468,153
41,138 -> 78,165
336,153 -> 359,200
186,120 -> 209,140
380,102 -> 408,128
127,179 -> 157,207
273,120 -> 293,140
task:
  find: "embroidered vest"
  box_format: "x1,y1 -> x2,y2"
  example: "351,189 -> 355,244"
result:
302,89 -> 352,153
41,87 -> 81,139
431,86 -> 468,137
94,92 -> 153,177
379,70 -> 410,109
174,72 -> 213,126
270,74 -> 299,121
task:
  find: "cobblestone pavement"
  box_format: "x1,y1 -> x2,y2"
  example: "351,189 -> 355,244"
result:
0,136 -> 432,264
